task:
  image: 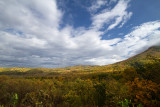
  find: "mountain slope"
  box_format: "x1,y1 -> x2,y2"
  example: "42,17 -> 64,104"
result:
120,46 -> 160,64
107,46 -> 160,71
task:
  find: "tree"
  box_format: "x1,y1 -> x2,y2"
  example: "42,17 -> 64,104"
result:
127,78 -> 160,106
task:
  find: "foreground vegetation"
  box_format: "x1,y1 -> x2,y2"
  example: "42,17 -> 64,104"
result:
0,46 -> 160,107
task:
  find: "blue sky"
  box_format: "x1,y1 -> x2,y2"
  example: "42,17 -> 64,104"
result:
0,0 -> 160,68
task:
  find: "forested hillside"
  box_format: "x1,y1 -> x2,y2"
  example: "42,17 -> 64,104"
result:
0,46 -> 160,107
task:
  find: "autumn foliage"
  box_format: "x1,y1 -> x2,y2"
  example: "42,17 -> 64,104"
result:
127,78 -> 160,106
0,54 -> 160,106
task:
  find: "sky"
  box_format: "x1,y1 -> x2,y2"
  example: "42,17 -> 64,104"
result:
0,0 -> 160,68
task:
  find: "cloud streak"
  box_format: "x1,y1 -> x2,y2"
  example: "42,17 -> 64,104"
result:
91,0 -> 132,31
88,0 -> 108,13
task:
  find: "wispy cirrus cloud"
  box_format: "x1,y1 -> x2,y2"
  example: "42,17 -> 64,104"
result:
88,0 -> 108,13
91,0 -> 132,31
117,21 -> 160,57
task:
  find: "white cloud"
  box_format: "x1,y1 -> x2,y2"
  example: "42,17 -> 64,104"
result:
0,0 -> 160,67
91,0 -> 132,31
88,0 -> 108,13
116,21 -> 160,57
84,21 -> 160,65
0,0 -> 62,39
85,55 -> 123,65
